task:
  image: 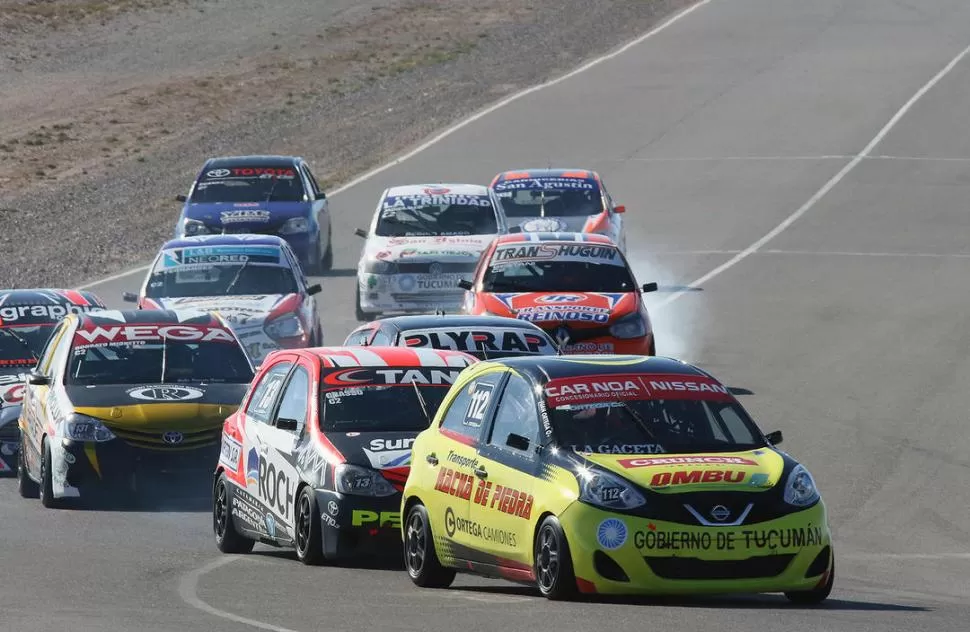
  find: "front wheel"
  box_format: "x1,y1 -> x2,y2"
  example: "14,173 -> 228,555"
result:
320,224 -> 333,272
17,444 -> 39,499
785,560 -> 834,605
295,486 -> 325,565
39,439 -> 64,509
213,473 -> 255,554
534,516 -> 577,600
355,285 -> 378,322
404,503 -> 455,588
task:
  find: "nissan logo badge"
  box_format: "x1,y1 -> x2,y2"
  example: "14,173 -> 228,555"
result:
163,431 -> 184,445
710,505 -> 730,522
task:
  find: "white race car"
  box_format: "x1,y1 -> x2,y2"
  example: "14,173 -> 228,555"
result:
353,183 -> 507,320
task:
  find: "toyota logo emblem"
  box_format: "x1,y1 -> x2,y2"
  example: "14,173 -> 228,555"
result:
554,327 -> 571,346
710,505 -> 730,522
162,431 -> 184,445
428,262 -> 442,276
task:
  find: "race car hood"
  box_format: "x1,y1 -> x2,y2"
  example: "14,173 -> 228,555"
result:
183,201 -> 309,230
363,234 -> 495,265
480,291 -> 638,327
507,215 -> 606,234
325,430 -> 420,491
150,294 -> 297,327
64,383 -> 249,430
582,450 -> 785,494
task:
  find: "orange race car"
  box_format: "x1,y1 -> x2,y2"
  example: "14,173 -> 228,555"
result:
459,233 -> 658,355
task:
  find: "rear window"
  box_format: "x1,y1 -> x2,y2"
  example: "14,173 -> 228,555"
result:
190,166 -> 306,203
493,176 -> 603,218
399,327 -> 556,358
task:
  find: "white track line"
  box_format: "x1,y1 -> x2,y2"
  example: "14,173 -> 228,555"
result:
654,42 -> 970,309
177,556 -> 304,632
79,0 -> 714,292
648,249 -> 970,259
843,553 -> 970,561
626,154 -> 970,162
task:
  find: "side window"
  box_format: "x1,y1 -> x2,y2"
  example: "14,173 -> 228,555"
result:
273,366 -> 309,434
38,321 -> 69,377
344,329 -> 370,346
245,362 -> 292,424
439,374 -> 501,443
369,327 -> 393,346
301,164 -> 322,196
487,374 -> 540,455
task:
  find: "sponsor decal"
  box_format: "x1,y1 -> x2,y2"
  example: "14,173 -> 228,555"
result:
322,368 -> 462,387
403,329 -> 550,354
649,469 -> 747,487
445,449 -> 479,470
0,376 -> 26,404
424,187 -> 450,195
515,307 -> 610,324
493,177 -> 597,192
165,245 -> 282,267
263,513 -> 277,538
633,525 -> 824,552
535,294 -> 586,304
126,385 -> 205,401
617,455 -> 759,469
162,431 -> 184,445
327,500 -> 339,516
351,510 -> 400,529
220,209 -> 272,224
206,169 -> 231,178
434,466 -> 533,520
253,455 -> 295,521
398,248 -> 478,258
220,435 -> 242,472
564,342 -> 615,353
0,303 -> 101,323
204,167 -> 297,178
73,325 -> 236,347
444,506 -> 517,547
321,512 -> 339,529
519,217 -> 568,232
381,193 -> 493,212
544,374 -> 734,408
230,488 -> 265,532
749,472 -> 771,487
570,444 -> 665,455
491,243 -> 618,265
246,447 -> 259,486
597,518 -> 628,550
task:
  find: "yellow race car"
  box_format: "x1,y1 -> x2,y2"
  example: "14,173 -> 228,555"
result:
17,308 -> 254,508
401,355 -> 833,602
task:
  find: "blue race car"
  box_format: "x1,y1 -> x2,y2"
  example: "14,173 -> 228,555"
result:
174,155 -> 333,274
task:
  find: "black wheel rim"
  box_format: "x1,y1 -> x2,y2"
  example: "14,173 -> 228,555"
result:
536,526 -> 560,592
296,492 -> 311,555
405,510 -> 427,577
214,483 -> 229,539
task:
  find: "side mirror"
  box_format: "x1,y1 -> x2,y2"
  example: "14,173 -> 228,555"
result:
276,417 -> 299,432
765,430 -> 783,446
315,191 -> 327,200
641,282 -> 658,293
613,204 -> 626,214
307,283 -> 322,296
505,433 -> 531,451
27,371 -> 49,386
122,291 -> 138,303
354,228 -> 368,239
457,279 -> 474,291
175,194 -> 187,202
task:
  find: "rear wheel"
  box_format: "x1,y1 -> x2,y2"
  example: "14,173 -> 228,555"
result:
534,516 -> 577,600
39,439 -> 64,509
295,486 -> 325,565
17,444 -> 39,499
404,503 -> 455,588
213,473 -> 255,554
785,561 -> 834,605
355,285 -> 378,322
320,225 -> 333,272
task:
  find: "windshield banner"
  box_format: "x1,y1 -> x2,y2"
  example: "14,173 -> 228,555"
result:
491,243 -> 620,266
162,246 -> 283,268
544,373 -> 734,407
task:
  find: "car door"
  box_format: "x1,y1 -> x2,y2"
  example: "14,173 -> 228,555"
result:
300,162 -> 328,245
20,319 -> 72,475
469,370 -> 544,568
423,370 -> 505,557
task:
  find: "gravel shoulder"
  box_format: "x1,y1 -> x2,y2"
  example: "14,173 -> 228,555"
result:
0,0 -> 693,288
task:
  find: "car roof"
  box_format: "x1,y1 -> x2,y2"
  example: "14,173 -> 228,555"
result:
301,346 -> 478,369
475,355 -> 711,384
161,234 -> 289,249
492,232 -> 614,245
77,309 -> 227,329
384,183 -> 491,198
0,288 -> 104,307
492,168 -> 600,182
203,155 -> 301,168
367,314 -> 548,332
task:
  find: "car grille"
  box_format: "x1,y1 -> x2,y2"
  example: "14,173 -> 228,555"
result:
207,223 -> 285,236
389,292 -> 464,303
644,554 -> 795,580
532,322 -> 613,341
396,262 -> 476,274
106,424 -> 222,452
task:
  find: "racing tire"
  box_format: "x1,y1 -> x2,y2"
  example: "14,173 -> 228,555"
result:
785,560 -> 834,605
534,516 -> 577,601
213,473 -> 255,554
355,286 -> 378,322
404,503 -> 455,588
17,444 -> 39,499
320,225 -> 334,273
39,438 -> 64,509
295,486 -> 325,566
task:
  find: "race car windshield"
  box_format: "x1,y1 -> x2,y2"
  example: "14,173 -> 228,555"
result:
145,263 -> 299,298
551,400 -> 766,454
190,169 -> 306,203
321,385 -> 450,432
67,340 -> 253,385
483,259 -> 636,293
375,195 -> 498,237
0,325 -> 55,365
495,181 -> 603,218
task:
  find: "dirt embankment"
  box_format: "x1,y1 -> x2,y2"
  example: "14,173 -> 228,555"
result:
0,0 -> 693,287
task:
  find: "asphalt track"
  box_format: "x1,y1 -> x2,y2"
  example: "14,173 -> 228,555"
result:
4,0 -> 970,630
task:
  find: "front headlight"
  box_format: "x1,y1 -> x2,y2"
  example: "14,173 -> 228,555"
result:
334,463 -> 397,497
783,464 -> 820,507
363,259 -> 398,275
182,218 -> 212,237
577,467 -> 646,510
264,313 -> 305,340
63,414 -> 116,442
609,313 -> 647,339
279,217 -> 310,235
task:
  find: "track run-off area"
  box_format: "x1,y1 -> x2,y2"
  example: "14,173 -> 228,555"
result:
4,1 -> 970,631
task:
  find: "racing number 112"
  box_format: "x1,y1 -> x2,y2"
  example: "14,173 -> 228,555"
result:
464,383 -> 494,428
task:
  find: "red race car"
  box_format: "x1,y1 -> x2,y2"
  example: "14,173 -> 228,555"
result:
459,233 -> 658,355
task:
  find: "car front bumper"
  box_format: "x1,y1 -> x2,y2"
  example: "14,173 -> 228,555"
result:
358,273 -> 466,314
313,489 -> 404,560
